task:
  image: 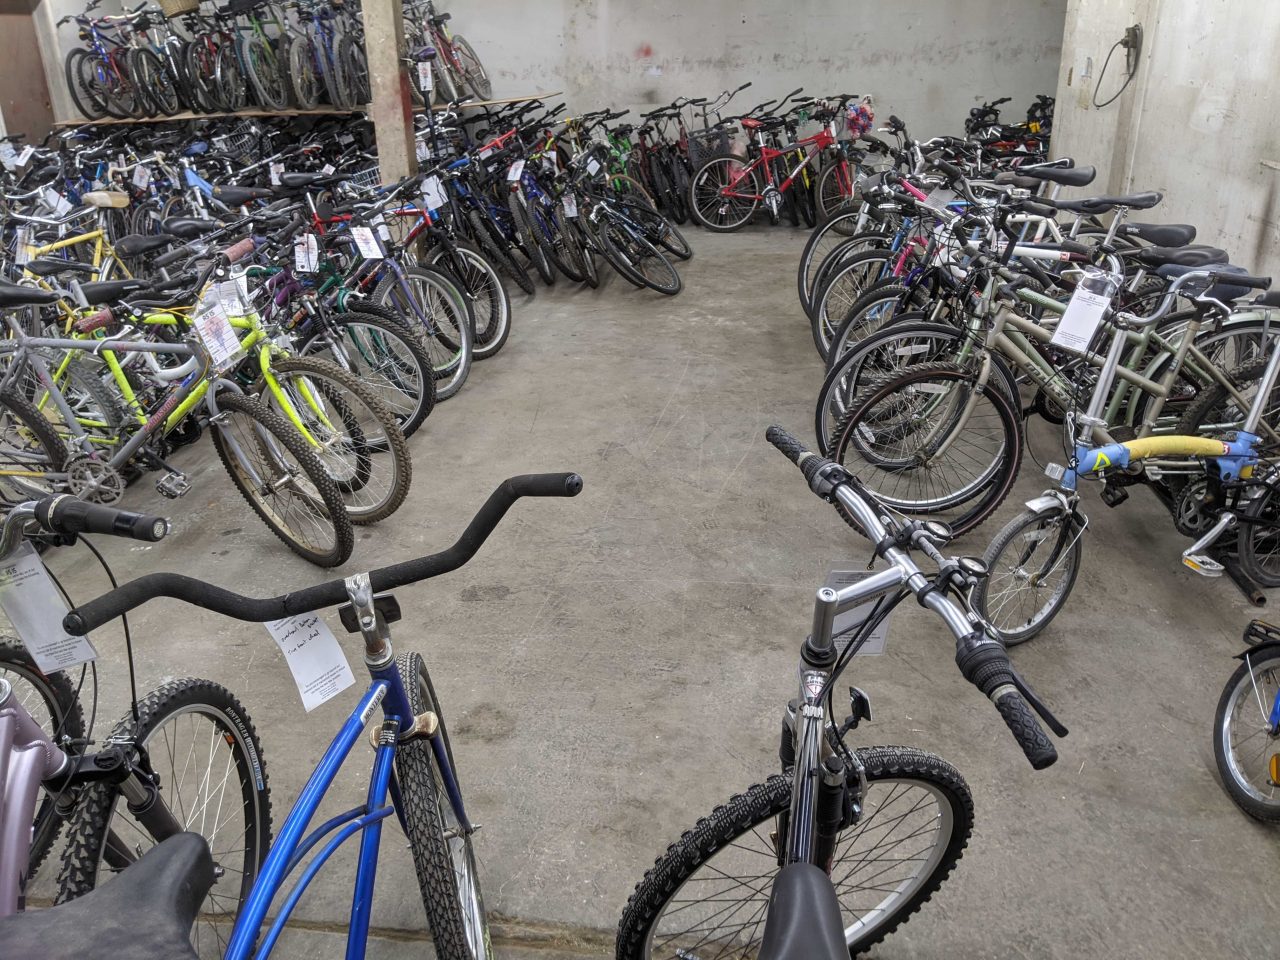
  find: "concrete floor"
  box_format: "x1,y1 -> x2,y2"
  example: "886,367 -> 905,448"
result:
21,227 -> 1280,958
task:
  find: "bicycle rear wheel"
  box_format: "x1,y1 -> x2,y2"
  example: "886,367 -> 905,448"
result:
451,35 -> 490,99
394,651 -> 491,960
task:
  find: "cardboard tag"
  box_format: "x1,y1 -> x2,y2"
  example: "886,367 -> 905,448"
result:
417,60 -> 433,92
371,213 -> 392,243
0,542 -> 98,672
192,295 -> 246,372
421,175 -> 446,211
132,164 -> 151,190
14,224 -> 33,265
269,162 -> 284,186
43,188 -> 71,217
586,157 -> 601,175
819,566 -> 892,655
562,192 -> 578,219
415,140 -> 433,162
321,163 -> 335,175
351,225 -> 383,259
294,234 -> 319,273
1050,284 -> 1112,354
263,613 -> 355,712
506,159 -> 525,182
15,145 -> 34,168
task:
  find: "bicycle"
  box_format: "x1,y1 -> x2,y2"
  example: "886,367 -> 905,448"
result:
616,426 -> 1065,959
1214,618 -> 1280,822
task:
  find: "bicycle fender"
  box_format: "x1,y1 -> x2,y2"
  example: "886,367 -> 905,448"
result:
1025,492 -> 1070,514
1233,639 -> 1280,662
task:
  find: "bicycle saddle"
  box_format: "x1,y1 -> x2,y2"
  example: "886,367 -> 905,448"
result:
162,217 -> 222,238
1135,244 -> 1225,268
756,863 -> 847,960
1017,164 -> 1095,187
114,232 -> 180,258
212,184 -> 276,205
277,171 -> 338,189
21,257 -> 97,278
0,283 -> 61,308
78,278 -> 152,305
0,833 -> 214,960
1120,222 -> 1196,247
429,10 -> 451,23
1053,191 -> 1163,213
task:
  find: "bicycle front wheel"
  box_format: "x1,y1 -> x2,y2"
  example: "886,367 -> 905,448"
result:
56,678 -> 272,960
1214,646 -> 1280,822
210,391 -> 354,566
616,747 -> 973,960
689,156 -> 760,232
394,651 -> 492,960
372,266 -> 475,401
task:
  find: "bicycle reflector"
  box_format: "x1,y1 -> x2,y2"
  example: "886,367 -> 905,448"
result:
1270,754 -> 1280,787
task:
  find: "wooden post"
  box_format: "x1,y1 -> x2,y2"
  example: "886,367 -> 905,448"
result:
360,0 -> 417,182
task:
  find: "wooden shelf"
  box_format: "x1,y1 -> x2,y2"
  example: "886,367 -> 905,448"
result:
53,92 -> 563,127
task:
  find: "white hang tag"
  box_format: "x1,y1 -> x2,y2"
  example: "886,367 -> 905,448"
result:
321,163 -> 336,175
15,145 -> 34,168
339,133 -> 355,146
192,296 -> 246,371
116,153 -> 126,173
478,147 -> 493,159
585,157 -> 601,175
0,543 -> 98,672
417,60 -> 433,92
506,159 -> 525,182
294,234 -> 319,273
371,213 -> 392,243
922,187 -> 956,212
351,225 -> 383,259
1050,284 -> 1112,354
421,175 -> 447,211
542,155 -> 557,175
820,566 -> 892,655
562,193 -> 578,218
0,143 -> 16,170
213,135 -> 229,149
263,613 -> 355,712
43,188 -> 71,216
215,279 -> 247,316
415,140 -> 433,162
269,162 -> 284,186
15,224 -> 34,265
132,164 -> 151,190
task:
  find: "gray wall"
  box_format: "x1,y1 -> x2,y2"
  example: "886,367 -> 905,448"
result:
439,0 -> 1066,136
1051,0 -> 1280,273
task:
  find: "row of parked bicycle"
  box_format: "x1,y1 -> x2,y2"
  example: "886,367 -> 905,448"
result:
59,0 -> 488,120
795,117 -> 1280,823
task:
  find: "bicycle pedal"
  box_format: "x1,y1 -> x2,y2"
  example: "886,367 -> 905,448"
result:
156,471 -> 191,499
1182,553 -> 1224,577
1100,483 -> 1129,508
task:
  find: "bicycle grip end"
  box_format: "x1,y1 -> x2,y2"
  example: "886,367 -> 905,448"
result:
765,425 -> 809,466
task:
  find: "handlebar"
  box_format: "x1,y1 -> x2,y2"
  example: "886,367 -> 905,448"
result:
764,425 -> 1063,769
63,473 -> 584,636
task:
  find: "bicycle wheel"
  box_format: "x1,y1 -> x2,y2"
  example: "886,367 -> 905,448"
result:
372,266 -> 474,401
1238,482 -> 1280,589
507,192 -> 556,285
183,41 -> 217,113
209,391 -> 354,566
0,388 -> 69,507
287,35 -> 321,109
433,49 -> 461,105
303,309 -> 435,437
132,48 -> 180,115
65,49 -> 108,120
264,356 -> 411,525
450,35 -> 490,99
689,156 -> 760,232
1214,646 -> 1280,822
598,219 -> 682,296
214,39 -> 246,111
241,34 -> 288,110
425,242 -> 511,360
815,156 -> 860,223
394,652 -> 491,960
339,34 -> 368,105
617,198 -> 693,261
617,747 -> 972,960
973,506 -> 1083,645
798,209 -> 873,313
56,679 -> 271,959
813,249 -> 900,358
467,208 -> 535,295
0,636 -> 86,879
830,362 -> 1023,536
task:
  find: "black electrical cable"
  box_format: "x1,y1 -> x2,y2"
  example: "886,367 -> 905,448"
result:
78,535 -> 139,725
1093,39 -> 1136,109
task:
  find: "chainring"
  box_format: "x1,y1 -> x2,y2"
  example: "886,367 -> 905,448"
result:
1174,476 -> 1213,536
65,455 -> 126,505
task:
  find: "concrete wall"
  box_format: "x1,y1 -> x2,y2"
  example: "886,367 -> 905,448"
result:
0,11 -> 56,139
1051,0 -> 1280,273
432,0 -> 1068,137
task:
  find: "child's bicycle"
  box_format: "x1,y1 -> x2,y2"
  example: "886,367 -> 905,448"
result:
1214,619 -> 1280,822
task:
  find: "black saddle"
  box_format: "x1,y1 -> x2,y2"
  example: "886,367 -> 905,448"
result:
1054,191 -> 1163,214
211,184 -> 276,205
78,278 -> 151,306
0,833 -> 214,960
1121,222 -> 1196,247
21,258 -> 97,278
114,233 -> 179,258
1018,164 -> 1096,187
161,217 -> 222,239
0,283 -> 60,308
278,171 -> 339,190
429,10 -> 451,23
757,863 -> 848,960
1136,245 -> 1227,268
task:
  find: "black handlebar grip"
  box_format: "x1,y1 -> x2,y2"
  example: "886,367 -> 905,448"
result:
1216,272 -> 1271,290
153,245 -> 194,268
1020,200 -> 1060,219
505,473 -> 584,498
935,159 -> 964,181
737,81 -> 752,92
35,495 -> 168,543
765,425 -> 808,466
993,690 -> 1058,769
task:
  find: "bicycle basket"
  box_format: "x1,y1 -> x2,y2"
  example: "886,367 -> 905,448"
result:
158,0 -> 199,18
213,121 -> 260,161
687,128 -> 730,168
346,165 -> 383,189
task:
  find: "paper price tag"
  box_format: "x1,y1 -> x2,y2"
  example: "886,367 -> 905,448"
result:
43,188 -> 71,217
0,143 -> 16,170
339,133 -> 355,146
192,297 -> 246,372
506,159 -> 525,182
421,175 -> 447,211
294,234 -> 319,273
820,566 -> 892,656
321,163 -> 336,175
1050,283 -> 1112,354
585,157 -> 601,175
132,164 -> 151,190
14,224 -> 33,265
351,225 -> 383,259
562,193 -> 578,218
479,147 -> 493,159
269,162 -> 284,186
16,145 -> 34,168
0,543 -> 98,672
371,213 -> 392,243
264,613 -> 355,712
415,140 -> 433,162
922,187 -> 956,213
417,60 -> 433,92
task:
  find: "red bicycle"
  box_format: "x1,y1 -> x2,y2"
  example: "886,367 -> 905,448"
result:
689,98 -> 848,232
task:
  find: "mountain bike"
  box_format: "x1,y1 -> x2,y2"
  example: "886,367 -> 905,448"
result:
617,426 -> 1065,960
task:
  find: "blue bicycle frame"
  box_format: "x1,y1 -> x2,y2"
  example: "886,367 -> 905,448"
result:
223,652 -> 473,959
